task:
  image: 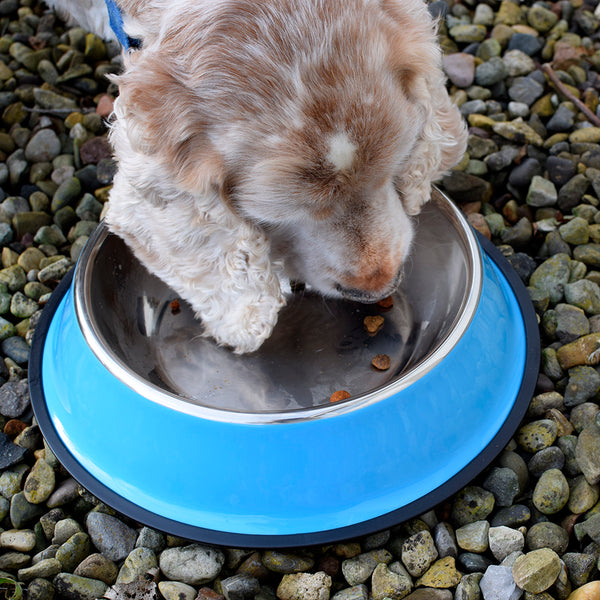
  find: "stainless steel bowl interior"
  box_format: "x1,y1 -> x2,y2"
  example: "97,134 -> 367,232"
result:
74,189 -> 482,421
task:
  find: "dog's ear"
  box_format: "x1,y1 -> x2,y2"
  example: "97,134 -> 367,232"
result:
381,0 -> 467,214
112,51 -> 225,194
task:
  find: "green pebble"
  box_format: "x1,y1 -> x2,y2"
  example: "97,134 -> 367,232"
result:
532,468 -> 570,514
10,291 -> 38,318
51,177 -> 81,213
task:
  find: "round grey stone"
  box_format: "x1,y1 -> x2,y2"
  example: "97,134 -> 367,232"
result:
24,128 -> 61,163
85,512 -> 138,562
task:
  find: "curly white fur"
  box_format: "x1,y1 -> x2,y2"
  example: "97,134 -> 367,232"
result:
45,0 -> 468,354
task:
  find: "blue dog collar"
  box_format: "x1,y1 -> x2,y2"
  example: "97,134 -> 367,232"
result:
105,0 -> 140,50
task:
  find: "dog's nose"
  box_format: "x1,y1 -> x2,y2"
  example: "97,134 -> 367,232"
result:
335,267 -> 402,303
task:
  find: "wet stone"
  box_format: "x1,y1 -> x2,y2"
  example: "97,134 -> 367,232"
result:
565,280 -> 600,315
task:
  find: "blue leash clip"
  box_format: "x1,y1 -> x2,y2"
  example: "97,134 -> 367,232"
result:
104,0 -> 140,50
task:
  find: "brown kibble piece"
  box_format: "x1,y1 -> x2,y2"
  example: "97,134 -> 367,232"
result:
371,354 -> 391,370
330,390 -> 351,403
170,299 -> 181,314
377,296 -> 394,309
364,315 -> 385,335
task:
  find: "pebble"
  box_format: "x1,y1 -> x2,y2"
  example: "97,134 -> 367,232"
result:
158,581 -> 198,600
512,548 -> 561,593
415,556 -> 461,589
575,424 -> 600,484
55,532 -> 91,572
116,547 -> 157,584
451,486 -> 495,526
85,512 -> 137,562
479,565 -> 521,600
527,175 -> 557,207
442,53 -> 475,88
22,458 -> 54,504
532,468 -> 570,514
483,467 -> 519,507
341,550 -> 391,586
158,544 -> 225,585
53,573 -> 108,600
276,572 -> 332,600
455,520 -> 489,553
401,530 -> 438,577
526,522 -> 569,555
488,526 -> 525,562
74,553 -> 118,585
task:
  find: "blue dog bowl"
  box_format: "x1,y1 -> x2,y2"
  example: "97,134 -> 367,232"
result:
30,189 -> 539,547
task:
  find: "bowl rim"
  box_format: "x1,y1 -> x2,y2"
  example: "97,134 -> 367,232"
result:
72,189 -> 484,424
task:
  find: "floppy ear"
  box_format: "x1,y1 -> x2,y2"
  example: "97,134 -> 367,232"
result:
107,50 -> 286,353
382,0 -> 468,215
111,50 -> 223,194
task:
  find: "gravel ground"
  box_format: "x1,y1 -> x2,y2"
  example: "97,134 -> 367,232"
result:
2,0 -> 600,599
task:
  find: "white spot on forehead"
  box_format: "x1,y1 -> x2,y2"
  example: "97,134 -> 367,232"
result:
326,132 -> 357,172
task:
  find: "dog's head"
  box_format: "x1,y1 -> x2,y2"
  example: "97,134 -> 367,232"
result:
114,0 -> 467,304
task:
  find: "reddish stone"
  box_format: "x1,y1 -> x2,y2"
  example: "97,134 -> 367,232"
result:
467,213 -> 491,239
552,41 -> 589,71
196,589 -> 225,600
96,94 -> 115,118
79,136 -> 112,165
316,556 -> 340,577
4,419 -> 27,437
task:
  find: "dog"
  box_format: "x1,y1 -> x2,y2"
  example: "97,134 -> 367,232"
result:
46,0 -> 467,354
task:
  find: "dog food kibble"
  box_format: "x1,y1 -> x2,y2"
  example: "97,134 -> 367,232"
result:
377,296 -> 394,309
170,299 -> 181,314
364,315 -> 385,335
371,354 -> 391,371
330,390 -> 351,403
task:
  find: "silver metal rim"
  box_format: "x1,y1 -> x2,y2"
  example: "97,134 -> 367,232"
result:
73,190 -> 483,424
